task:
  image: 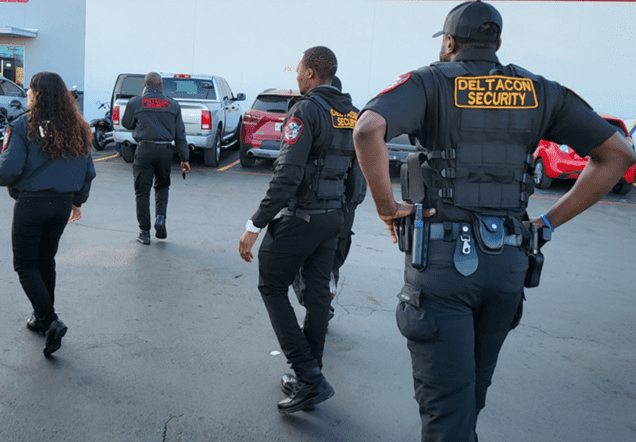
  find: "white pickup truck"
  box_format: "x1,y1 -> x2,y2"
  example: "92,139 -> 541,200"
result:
111,73 -> 245,167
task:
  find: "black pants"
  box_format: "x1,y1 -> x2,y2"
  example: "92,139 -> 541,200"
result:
12,194 -> 73,322
257,211 -> 343,377
293,209 -> 355,305
332,209 -> 355,284
133,142 -> 173,231
403,239 -> 527,442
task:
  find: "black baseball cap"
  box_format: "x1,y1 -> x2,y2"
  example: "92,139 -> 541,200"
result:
432,0 -> 502,41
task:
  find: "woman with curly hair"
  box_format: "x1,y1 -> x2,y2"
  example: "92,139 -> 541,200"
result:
0,71 -> 96,357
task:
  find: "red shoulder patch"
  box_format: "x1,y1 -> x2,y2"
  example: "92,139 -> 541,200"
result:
2,127 -> 11,152
142,98 -> 170,109
379,73 -> 411,94
283,117 -> 304,145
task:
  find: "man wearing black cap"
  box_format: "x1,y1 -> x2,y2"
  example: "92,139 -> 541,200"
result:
353,1 -> 636,441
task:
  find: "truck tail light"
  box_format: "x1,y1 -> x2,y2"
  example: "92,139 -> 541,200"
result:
113,106 -> 120,125
174,74 -> 191,78
244,112 -> 260,123
201,111 -> 211,130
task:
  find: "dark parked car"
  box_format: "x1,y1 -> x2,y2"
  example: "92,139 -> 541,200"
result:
239,88 -> 300,167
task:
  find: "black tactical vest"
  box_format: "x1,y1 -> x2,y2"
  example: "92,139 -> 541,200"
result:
414,61 -> 544,221
292,95 -> 358,210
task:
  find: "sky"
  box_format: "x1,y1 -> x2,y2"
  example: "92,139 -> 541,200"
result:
83,1 -> 636,121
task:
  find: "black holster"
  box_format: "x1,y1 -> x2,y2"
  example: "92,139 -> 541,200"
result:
397,205 -> 429,271
524,224 -> 551,288
397,154 -> 429,271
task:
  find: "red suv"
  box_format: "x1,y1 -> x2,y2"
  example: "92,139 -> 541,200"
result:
533,113 -> 635,194
240,88 -> 301,167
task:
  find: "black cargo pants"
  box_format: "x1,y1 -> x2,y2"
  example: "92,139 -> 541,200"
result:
133,141 -> 174,231
257,210 -> 343,378
402,238 -> 527,442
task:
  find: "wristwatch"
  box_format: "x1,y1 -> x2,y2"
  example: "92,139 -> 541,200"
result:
245,219 -> 261,233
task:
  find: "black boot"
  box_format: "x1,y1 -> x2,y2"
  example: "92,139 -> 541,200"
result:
280,373 -> 297,396
43,317 -> 67,357
137,230 -> 151,245
155,215 -> 167,239
26,312 -> 47,335
277,367 -> 334,414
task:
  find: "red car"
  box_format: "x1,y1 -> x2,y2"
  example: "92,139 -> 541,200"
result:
240,88 -> 300,167
533,113 -> 635,194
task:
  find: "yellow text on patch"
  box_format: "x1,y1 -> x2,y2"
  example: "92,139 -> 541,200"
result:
330,109 -> 358,129
454,76 -> 538,109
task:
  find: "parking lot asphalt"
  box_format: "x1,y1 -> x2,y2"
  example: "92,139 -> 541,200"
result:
1,144 -> 635,442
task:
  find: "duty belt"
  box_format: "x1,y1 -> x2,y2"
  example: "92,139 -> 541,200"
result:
281,207 -> 339,222
139,140 -> 173,147
428,222 -> 521,247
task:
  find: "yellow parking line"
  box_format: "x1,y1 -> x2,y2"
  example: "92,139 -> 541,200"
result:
217,160 -> 239,172
94,154 -> 119,162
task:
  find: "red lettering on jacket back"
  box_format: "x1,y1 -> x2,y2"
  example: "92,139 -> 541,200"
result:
142,98 -> 170,110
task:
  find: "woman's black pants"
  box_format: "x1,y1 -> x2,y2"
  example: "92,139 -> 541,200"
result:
11,194 -> 72,323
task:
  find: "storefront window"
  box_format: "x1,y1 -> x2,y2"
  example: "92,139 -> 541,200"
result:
0,45 -> 25,86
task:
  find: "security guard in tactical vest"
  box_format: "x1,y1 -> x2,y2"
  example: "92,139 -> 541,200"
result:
353,2 -> 636,441
291,75 -> 367,317
122,72 -> 191,245
239,46 -> 359,414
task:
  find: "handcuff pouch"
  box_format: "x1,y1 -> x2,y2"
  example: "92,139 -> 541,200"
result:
473,216 -> 505,255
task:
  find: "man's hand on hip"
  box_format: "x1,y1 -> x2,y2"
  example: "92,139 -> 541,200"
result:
380,201 -> 435,244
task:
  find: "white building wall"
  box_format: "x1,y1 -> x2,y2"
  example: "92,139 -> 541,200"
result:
84,1 -> 636,121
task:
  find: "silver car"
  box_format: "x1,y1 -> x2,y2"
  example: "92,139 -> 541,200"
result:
0,77 -> 27,120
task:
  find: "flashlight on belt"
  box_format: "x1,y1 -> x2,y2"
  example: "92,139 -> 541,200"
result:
412,203 -> 424,268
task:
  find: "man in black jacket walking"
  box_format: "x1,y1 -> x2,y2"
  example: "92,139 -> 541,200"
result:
122,72 -> 190,244
239,46 -> 358,414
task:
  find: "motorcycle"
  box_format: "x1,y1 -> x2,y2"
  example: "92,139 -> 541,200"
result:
89,101 -> 114,151
0,99 -> 27,145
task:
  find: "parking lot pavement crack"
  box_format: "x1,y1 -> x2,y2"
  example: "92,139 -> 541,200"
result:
162,414 -> 184,442
519,324 -> 615,349
70,222 -> 132,234
333,297 -> 350,317
333,300 -> 393,318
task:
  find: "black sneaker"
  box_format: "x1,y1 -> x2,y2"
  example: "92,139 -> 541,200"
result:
26,313 -> 47,335
43,318 -> 68,357
277,375 -> 334,414
137,230 -> 151,245
155,215 -> 167,239
280,373 -> 297,396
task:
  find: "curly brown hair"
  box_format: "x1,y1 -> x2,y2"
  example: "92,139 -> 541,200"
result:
27,72 -> 92,159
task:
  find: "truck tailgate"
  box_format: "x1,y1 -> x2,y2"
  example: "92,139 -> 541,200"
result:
178,102 -> 205,134
178,101 -> 222,136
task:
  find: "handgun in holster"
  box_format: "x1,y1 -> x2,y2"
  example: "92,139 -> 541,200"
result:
397,154 -> 429,270
524,224 -> 551,288
397,160 -> 414,253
